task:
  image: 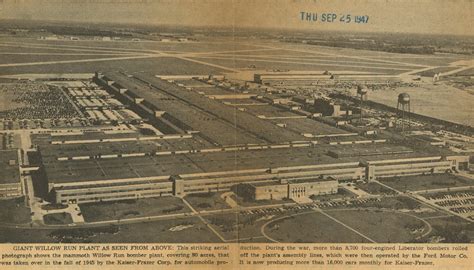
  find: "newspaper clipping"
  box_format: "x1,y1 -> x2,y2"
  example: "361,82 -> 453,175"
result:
0,0 -> 472,269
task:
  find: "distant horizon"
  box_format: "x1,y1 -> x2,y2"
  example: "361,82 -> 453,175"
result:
0,0 -> 472,36
1,18 -> 473,39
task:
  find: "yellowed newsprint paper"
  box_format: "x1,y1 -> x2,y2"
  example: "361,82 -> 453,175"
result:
0,0 -> 473,269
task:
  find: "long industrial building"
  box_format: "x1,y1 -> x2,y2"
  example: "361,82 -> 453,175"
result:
50,154 -> 467,204
32,131 -> 469,204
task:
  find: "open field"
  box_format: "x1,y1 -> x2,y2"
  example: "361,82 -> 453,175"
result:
92,217 -> 222,243
0,37 -> 468,67
325,209 -> 429,242
263,211 -> 371,243
0,216 -> 221,243
0,57 -> 226,75
414,67 -> 459,77
0,55 -> 128,65
277,43 -> 468,66
184,192 -> 231,211
0,45 -> 137,55
369,83 -> 474,126
207,54 -> 421,70
80,196 -> 191,222
231,193 -> 289,207
43,213 -> 73,225
0,38 -> 264,53
0,36 -> 469,79
424,216 -> 474,243
355,182 -> 398,195
380,174 -> 473,192
0,197 -> 30,224
263,209 -> 428,243
188,57 -> 408,75
455,68 -> 474,76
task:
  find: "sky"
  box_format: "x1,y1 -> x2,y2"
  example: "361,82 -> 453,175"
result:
0,0 -> 472,35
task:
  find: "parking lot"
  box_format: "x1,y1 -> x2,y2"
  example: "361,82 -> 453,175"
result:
0,82 -> 81,121
422,190 -> 474,220
237,196 -> 419,217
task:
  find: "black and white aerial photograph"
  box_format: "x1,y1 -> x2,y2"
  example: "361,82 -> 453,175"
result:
0,0 -> 473,244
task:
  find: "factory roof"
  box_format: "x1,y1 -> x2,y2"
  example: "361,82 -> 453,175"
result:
0,150 -> 20,184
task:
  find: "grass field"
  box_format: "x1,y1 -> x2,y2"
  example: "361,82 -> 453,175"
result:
414,66 -> 458,77
277,43 -> 466,66
263,211 -> 371,243
184,192 -> 231,211
455,67 -> 474,76
0,36 -> 468,78
0,197 -> 30,224
355,182 -> 398,195
25,39 -> 262,53
310,188 -> 357,201
43,212 -> 73,225
424,216 -> 474,243
93,217 -> 222,243
379,174 -> 473,192
264,209 -> 428,243
0,216 -> 221,243
188,57 -> 407,74
0,57 -> 226,75
80,196 -> 191,222
326,209 -> 428,242
231,193 -> 289,207
0,55 -> 122,65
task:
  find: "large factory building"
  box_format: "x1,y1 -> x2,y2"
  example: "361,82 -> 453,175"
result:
47,151 -> 465,204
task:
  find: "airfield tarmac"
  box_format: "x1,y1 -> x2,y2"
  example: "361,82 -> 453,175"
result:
0,36 -> 472,129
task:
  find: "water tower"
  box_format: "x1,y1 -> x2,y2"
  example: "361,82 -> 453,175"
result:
397,93 -> 411,132
357,85 -> 368,121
